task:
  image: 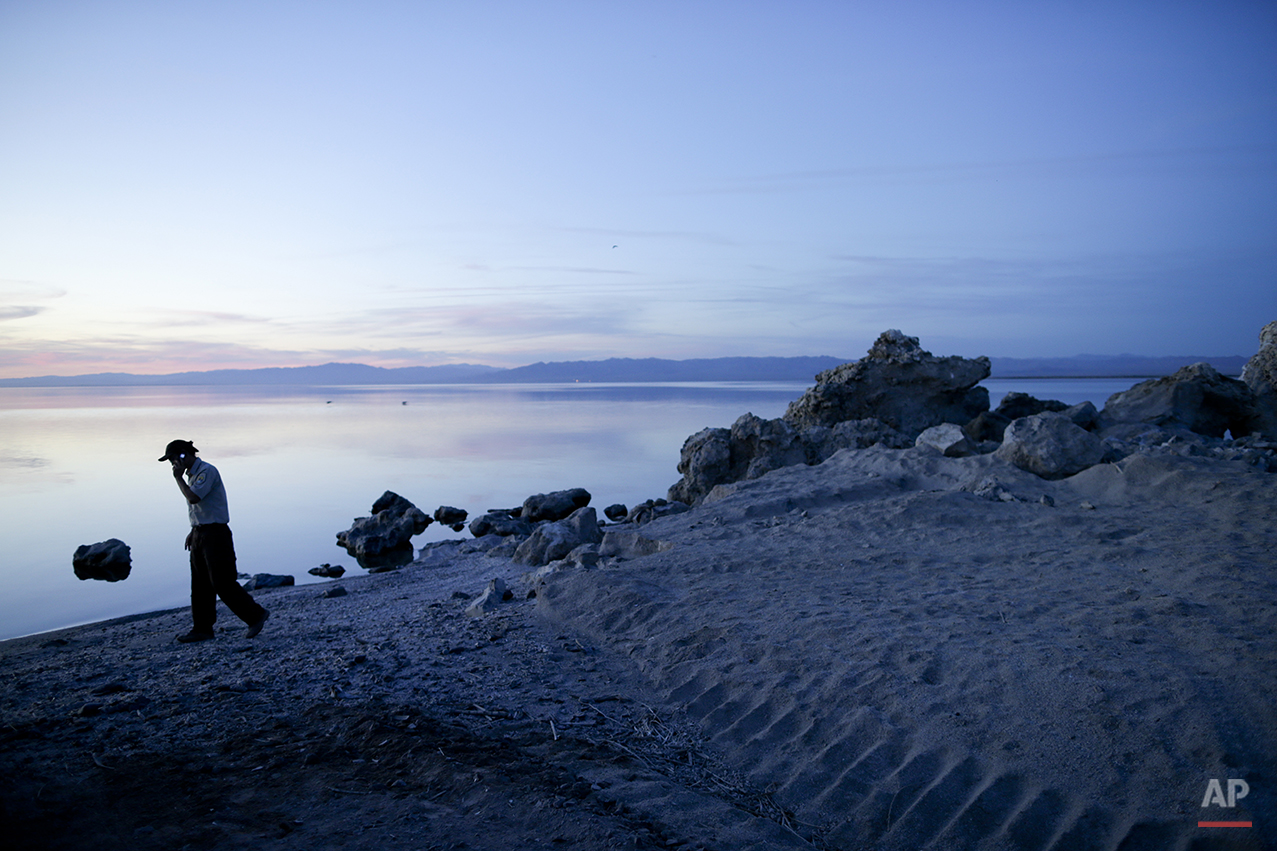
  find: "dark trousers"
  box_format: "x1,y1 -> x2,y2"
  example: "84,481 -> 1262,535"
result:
189,523 -> 265,633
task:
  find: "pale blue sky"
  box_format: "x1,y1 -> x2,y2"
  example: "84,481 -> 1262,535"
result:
1,1 -> 1274,377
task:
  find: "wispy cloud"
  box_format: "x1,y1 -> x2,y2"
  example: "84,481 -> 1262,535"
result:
143,310 -> 275,328
0,306 -> 44,321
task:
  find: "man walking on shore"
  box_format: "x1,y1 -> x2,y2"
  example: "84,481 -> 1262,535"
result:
160,440 -> 269,643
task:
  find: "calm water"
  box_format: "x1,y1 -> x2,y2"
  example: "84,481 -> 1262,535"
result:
0,378 -> 1138,639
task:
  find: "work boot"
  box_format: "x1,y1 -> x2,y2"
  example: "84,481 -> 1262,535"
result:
245,609 -> 270,639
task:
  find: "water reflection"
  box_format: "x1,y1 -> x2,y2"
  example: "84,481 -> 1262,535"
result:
0,383 -> 807,639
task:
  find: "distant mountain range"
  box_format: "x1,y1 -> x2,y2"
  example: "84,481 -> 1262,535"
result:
0,353 -> 1247,387
988,354 -> 1247,378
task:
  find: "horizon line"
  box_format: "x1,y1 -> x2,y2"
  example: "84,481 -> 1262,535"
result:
0,352 -> 1249,385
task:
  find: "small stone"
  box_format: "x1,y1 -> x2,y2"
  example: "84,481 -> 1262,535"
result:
321,586 -> 348,598
466,578 -> 508,617
1080,501 -> 1096,510
309,563 -> 346,578
242,573 -> 294,591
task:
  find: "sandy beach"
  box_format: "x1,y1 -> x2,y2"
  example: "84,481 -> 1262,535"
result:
3,434 -> 1274,850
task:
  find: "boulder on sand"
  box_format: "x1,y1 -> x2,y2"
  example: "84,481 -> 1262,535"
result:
241,573 -> 294,591
513,507 -> 604,567
915,423 -> 976,457
1100,362 -> 1258,439
72,539 -> 132,582
995,412 -> 1105,480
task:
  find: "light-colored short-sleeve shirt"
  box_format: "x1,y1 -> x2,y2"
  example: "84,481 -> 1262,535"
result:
186,458 -> 230,526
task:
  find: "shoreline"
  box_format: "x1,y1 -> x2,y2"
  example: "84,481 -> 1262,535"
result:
4,442 -> 1274,849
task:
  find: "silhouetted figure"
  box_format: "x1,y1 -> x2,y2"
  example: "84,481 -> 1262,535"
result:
159,440 -> 269,643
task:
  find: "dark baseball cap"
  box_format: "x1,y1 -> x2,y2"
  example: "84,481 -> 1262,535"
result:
158,439 -> 198,462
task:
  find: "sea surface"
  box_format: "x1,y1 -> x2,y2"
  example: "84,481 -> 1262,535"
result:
0,378 -> 1141,639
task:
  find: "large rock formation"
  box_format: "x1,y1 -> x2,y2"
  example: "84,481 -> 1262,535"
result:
336,491 -> 432,569
72,539 -> 132,582
782,330 -> 990,434
668,331 -> 983,504
1100,362 -> 1257,439
1242,320 -> 1277,439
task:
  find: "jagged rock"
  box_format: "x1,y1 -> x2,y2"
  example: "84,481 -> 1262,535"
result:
1101,363 -> 1258,439
667,426 -> 731,505
995,413 -> 1105,480
308,563 -> 345,578
730,413 -> 809,479
371,491 -> 431,525
994,391 -> 1068,420
603,503 -> 629,522
965,393 -> 1072,443
1063,401 -> 1100,431
72,539 -> 132,582
625,498 -> 690,525
821,418 -> 913,450
666,332 -> 983,505
468,511 -> 533,538
782,330 -> 990,435
964,411 -> 1012,442
1242,320 -> 1277,439
241,573 -> 294,591
465,578 -> 508,617
513,507 -> 603,567
520,488 -> 592,522
915,423 -> 976,457
668,413 -> 909,505
434,506 -> 468,526
337,491 -> 431,567
564,544 -> 600,568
